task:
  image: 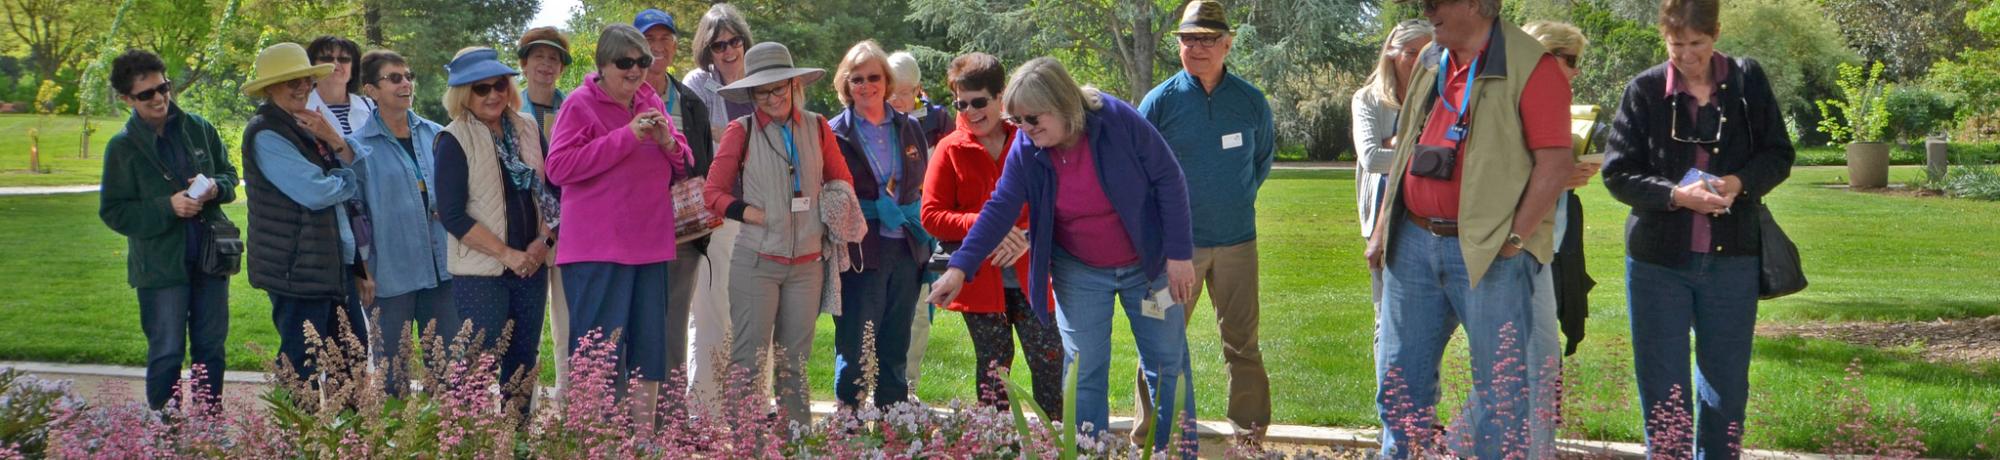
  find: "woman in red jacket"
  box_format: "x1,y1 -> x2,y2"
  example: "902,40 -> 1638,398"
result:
919,53 -> 1061,417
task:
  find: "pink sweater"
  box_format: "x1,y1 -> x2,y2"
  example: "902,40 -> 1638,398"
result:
545,74 -> 692,265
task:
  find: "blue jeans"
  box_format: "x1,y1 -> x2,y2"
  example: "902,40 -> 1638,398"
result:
372,282 -> 458,397
1049,249 -> 1196,453
1627,254 -> 1758,460
1375,218 -> 1549,460
833,239 -> 920,408
137,274 -> 230,410
562,262 -> 672,383
270,271 -> 368,385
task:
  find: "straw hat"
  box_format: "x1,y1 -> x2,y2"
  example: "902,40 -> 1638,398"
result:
242,43 -> 334,97
717,42 -> 825,104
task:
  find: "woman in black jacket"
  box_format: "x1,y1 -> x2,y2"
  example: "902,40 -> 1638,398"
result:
1600,0 -> 1794,457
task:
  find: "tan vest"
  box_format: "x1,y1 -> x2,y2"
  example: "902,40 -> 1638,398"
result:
735,112 -> 829,259
443,111 -> 546,276
1381,22 -> 1557,288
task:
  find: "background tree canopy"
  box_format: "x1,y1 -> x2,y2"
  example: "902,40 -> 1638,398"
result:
2,0 -> 1995,157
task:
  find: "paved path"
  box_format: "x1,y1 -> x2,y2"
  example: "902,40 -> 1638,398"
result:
0,184 -> 97,195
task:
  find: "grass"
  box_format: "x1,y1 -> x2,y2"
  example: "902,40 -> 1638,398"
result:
0,114 -> 245,188
1,166 -> 1997,456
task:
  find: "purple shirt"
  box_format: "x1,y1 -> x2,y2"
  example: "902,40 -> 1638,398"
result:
1665,53 -> 1731,254
1051,134 -> 1139,268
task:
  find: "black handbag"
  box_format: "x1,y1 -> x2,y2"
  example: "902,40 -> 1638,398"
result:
1756,206 -> 1805,299
199,217 -> 244,277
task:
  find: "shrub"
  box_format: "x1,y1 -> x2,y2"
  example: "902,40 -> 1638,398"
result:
1881,86 -> 1958,144
1817,61 -> 1892,144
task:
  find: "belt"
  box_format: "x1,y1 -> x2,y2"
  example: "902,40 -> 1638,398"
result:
1408,213 -> 1459,237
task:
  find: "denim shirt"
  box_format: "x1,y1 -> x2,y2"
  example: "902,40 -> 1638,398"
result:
253,130 -> 366,265
354,109 -> 452,298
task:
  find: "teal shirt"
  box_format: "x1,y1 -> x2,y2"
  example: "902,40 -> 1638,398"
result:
1138,69 -> 1276,247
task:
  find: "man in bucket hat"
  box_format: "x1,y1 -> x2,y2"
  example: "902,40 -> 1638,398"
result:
239,42 -> 373,385
702,42 -> 857,427
1133,0 -> 1277,444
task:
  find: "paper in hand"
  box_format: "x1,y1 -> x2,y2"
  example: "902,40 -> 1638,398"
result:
186,174 -> 216,199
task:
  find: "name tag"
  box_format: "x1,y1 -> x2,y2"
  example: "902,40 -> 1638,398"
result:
1140,286 -> 1173,320
791,196 -> 812,213
1221,132 -> 1244,150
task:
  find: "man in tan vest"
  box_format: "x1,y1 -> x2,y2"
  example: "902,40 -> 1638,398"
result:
1364,0 -> 1576,458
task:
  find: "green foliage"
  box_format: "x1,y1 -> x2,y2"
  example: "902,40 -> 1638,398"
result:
1936,164 -> 2000,200
1881,86 -> 1957,143
1717,0 -> 1853,144
1819,0 -> 1983,82
32,80 -> 66,115
1817,61 -> 1891,144
1509,0 -> 1664,113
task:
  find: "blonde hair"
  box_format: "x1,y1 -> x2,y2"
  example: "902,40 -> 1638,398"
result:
442,47 -> 522,122
1362,19 -> 1434,109
833,40 -> 893,106
1523,21 -> 1590,59
1002,57 -> 1103,141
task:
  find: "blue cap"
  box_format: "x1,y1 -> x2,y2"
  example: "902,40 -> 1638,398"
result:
444,48 -> 520,87
634,9 -> 677,35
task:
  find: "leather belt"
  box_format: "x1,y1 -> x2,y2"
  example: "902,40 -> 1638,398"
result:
1408,213 -> 1459,237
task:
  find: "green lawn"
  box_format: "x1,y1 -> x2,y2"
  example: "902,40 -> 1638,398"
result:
0,114 -> 117,186
1,166 -> 1996,456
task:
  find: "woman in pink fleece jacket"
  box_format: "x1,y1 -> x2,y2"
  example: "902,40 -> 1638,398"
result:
544,24 -> 692,424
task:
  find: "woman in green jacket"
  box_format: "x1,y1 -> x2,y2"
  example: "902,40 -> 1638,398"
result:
98,49 -> 239,411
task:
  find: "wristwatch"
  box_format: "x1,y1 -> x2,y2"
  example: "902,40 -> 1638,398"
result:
1506,233 -> 1525,250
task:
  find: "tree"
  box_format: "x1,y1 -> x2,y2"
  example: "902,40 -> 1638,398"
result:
1819,0 -> 1983,83
909,0 -> 1186,99
375,0 -> 539,120
1717,0 -> 1854,145
2,0 -> 105,84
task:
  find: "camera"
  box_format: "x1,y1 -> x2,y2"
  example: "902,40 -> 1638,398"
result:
1410,143 -> 1457,180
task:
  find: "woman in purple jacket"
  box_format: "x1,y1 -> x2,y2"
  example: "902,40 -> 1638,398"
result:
926,57 -> 1198,452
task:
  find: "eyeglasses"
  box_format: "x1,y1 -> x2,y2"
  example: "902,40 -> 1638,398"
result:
373,72 -> 416,85
128,79 -> 173,101
1553,52 -> 1580,69
1669,96 -> 1726,145
1003,114 -> 1042,127
753,83 -> 792,102
315,55 -> 353,64
470,79 -> 511,97
1178,34 -> 1224,49
611,55 -> 654,70
280,77 -> 317,91
708,37 -> 747,53
952,96 -> 990,111
847,74 -> 883,86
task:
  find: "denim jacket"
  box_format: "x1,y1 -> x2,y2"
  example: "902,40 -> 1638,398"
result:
354,109 -> 452,298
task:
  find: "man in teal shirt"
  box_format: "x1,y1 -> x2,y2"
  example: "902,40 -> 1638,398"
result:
1134,0 -> 1276,443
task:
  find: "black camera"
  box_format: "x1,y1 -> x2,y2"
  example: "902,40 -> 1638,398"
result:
1410,143 -> 1457,180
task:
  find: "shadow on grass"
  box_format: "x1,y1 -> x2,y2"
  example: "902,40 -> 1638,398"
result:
1763,298 -> 2000,323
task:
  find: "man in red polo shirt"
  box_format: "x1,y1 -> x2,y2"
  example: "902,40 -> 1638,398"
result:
1364,0 -> 1577,458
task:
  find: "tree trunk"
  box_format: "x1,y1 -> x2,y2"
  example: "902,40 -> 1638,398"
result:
363,0 -> 384,46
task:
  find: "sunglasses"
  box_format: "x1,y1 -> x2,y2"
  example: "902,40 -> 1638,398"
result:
1669,97 -> 1726,145
753,83 -> 792,101
315,55 -> 353,64
612,55 -> 654,70
1003,114 -> 1042,127
1554,52 -> 1580,69
708,37 -> 748,53
952,96 -> 990,111
280,77 -> 317,91
470,79 -> 511,97
1178,34 -> 1224,48
847,74 -> 883,86
374,72 -> 416,85
128,79 -> 173,101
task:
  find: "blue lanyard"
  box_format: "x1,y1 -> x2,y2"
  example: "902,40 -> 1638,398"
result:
664,86 -> 678,116
1437,50 -> 1479,123
374,111 -> 430,200
863,119 -> 902,191
779,123 -> 802,194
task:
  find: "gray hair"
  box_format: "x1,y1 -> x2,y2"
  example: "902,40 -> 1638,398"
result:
595,24 -> 652,70
693,3 -> 753,71
1003,57 -> 1104,141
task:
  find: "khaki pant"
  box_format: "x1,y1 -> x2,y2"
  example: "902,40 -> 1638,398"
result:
1134,240 -> 1270,437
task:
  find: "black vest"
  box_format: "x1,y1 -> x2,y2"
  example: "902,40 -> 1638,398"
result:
241,103 -> 348,300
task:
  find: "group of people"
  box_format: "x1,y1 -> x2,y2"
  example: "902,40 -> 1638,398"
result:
98,0 -> 1793,457
99,0 -> 1277,454
1352,0 -> 1794,458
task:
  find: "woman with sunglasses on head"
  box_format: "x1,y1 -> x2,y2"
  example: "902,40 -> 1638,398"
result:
239,42 -> 370,387
100,48 -> 238,411
434,46 -> 554,425
544,24 -> 692,428
680,2 -> 756,401
350,49 -> 460,398
926,57 -> 1198,452
1601,0 -> 1794,456
917,52 -> 1062,419
703,41 -> 853,427
825,39 -> 934,411
305,35 -> 372,137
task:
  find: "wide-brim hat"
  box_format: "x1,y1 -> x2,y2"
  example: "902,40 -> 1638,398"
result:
446,48 -> 521,87
718,42 -> 825,104
518,39 -> 573,66
1176,0 -> 1231,35
242,43 -> 334,97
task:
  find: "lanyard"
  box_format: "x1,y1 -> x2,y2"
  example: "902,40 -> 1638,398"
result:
664,85 -> 678,116
862,119 -> 902,193
779,123 -> 802,195
1437,49 -> 1480,125
375,111 -> 432,213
